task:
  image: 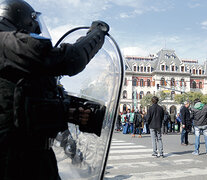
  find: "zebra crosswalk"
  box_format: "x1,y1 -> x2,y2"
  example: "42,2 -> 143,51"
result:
104,139 -> 207,180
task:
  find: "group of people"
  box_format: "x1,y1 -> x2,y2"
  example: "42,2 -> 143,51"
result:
116,109 -> 149,138
117,96 -> 207,158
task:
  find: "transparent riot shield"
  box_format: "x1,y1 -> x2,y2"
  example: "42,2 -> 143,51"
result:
52,27 -> 124,180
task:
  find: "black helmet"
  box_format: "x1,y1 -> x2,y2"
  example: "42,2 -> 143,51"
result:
0,0 -> 41,33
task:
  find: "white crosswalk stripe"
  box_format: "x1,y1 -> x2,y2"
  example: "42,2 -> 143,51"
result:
104,139 -> 206,180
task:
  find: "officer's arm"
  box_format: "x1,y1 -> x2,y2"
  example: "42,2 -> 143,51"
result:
45,21 -> 109,76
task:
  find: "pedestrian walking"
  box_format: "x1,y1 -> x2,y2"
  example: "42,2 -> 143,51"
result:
116,112 -> 122,131
170,112 -> 176,133
180,101 -> 192,146
176,113 -> 182,133
162,110 -> 170,134
146,96 -> 164,158
191,99 -> 207,155
132,110 -> 143,138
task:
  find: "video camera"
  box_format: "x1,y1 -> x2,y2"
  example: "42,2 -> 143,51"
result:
63,94 -> 106,137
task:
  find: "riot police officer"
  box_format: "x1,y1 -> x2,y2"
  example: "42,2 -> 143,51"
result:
0,0 -> 109,179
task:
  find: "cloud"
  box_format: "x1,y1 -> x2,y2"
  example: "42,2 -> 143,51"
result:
187,2 -> 201,8
201,20 -> 207,30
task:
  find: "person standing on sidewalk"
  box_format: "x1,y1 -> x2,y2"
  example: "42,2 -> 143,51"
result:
146,96 -> 164,157
180,101 -> 192,146
132,110 -> 143,138
190,99 -> 207,155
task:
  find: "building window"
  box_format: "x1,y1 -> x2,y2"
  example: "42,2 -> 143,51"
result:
133,66 -> 136,71
144,67 -> 146,72
123,90 -> 127,99
171,65 -> 175,71
171,78 -> 175,87
193,69 -> 196,74
181,66 -> 184,72
140,79 -> 144,87
199,82 -> 202,89
192,81 -> 196,89
147,67 -> 150,72
161,78 -> 165,86
123,104 -> 127,112
161,65 -> 165,71
137,66 -> 140,72
140,91 -> 144,99
147,79 -> 151,87
147,91 -> 151,95
132,78 -> 137,86
141,66 -> 144,72
199,69 -> 202,75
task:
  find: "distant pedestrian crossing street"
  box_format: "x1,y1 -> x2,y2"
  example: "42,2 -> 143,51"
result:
104,136 -> 207,180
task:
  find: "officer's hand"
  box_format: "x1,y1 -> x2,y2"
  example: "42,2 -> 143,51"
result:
79,107 -> 91,125
88,20 -> 110,34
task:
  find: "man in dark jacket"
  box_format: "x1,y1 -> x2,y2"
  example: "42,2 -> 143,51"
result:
146,96 -> 164,157
0,0 -> 109,179
180,101 -> 191,146
132,110 -> 143,138
191,99 -> 207,155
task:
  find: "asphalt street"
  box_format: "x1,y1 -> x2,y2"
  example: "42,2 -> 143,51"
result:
104,131 -> 207,180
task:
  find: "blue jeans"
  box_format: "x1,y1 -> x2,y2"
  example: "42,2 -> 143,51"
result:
181,127 -> 189,144
150,129 -> 163,155
194,125 -> 207,153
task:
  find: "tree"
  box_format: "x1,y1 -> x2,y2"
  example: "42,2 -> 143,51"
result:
140,94 -> 153,108
156,91 -> 170,102
201,94 -> 207,104
174,92 -> 204,105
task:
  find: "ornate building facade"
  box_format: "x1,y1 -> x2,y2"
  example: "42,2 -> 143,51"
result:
120,49 -> 207,114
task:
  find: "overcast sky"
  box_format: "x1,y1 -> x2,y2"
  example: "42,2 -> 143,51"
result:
27,0 -> 207,64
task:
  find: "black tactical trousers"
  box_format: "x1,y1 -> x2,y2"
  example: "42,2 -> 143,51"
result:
0,131 -> 61,180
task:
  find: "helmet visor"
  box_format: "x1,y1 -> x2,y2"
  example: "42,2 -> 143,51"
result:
32,12 -> 51,39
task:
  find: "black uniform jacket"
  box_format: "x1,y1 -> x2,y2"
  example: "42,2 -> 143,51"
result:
0,31 -> 92,133
146,103 -> 164,130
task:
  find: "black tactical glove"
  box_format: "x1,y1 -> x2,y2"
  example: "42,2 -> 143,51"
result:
88,20 -> 110,34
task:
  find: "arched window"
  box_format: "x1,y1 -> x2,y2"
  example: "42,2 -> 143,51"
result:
140,91 -> 144,99
141,66 -> 144,72
161,78 -> 165,86
137,66 -> 140,72
192,81 -> 196,89
171,78 -> 175,87
123,90 -> 127,99
140,79 -> 144,87
123,104 -> 127,112
147,91 -> 151,95
133,66 -> 136,71
132,78 -> 137,86
199,82 -> 202,89
147,79 -> 151,87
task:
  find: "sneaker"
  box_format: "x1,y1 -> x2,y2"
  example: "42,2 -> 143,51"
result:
157,154 -> 164,158
192,151 -> 199,156
138,135 -> 142,138
152,153 -> 158,157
